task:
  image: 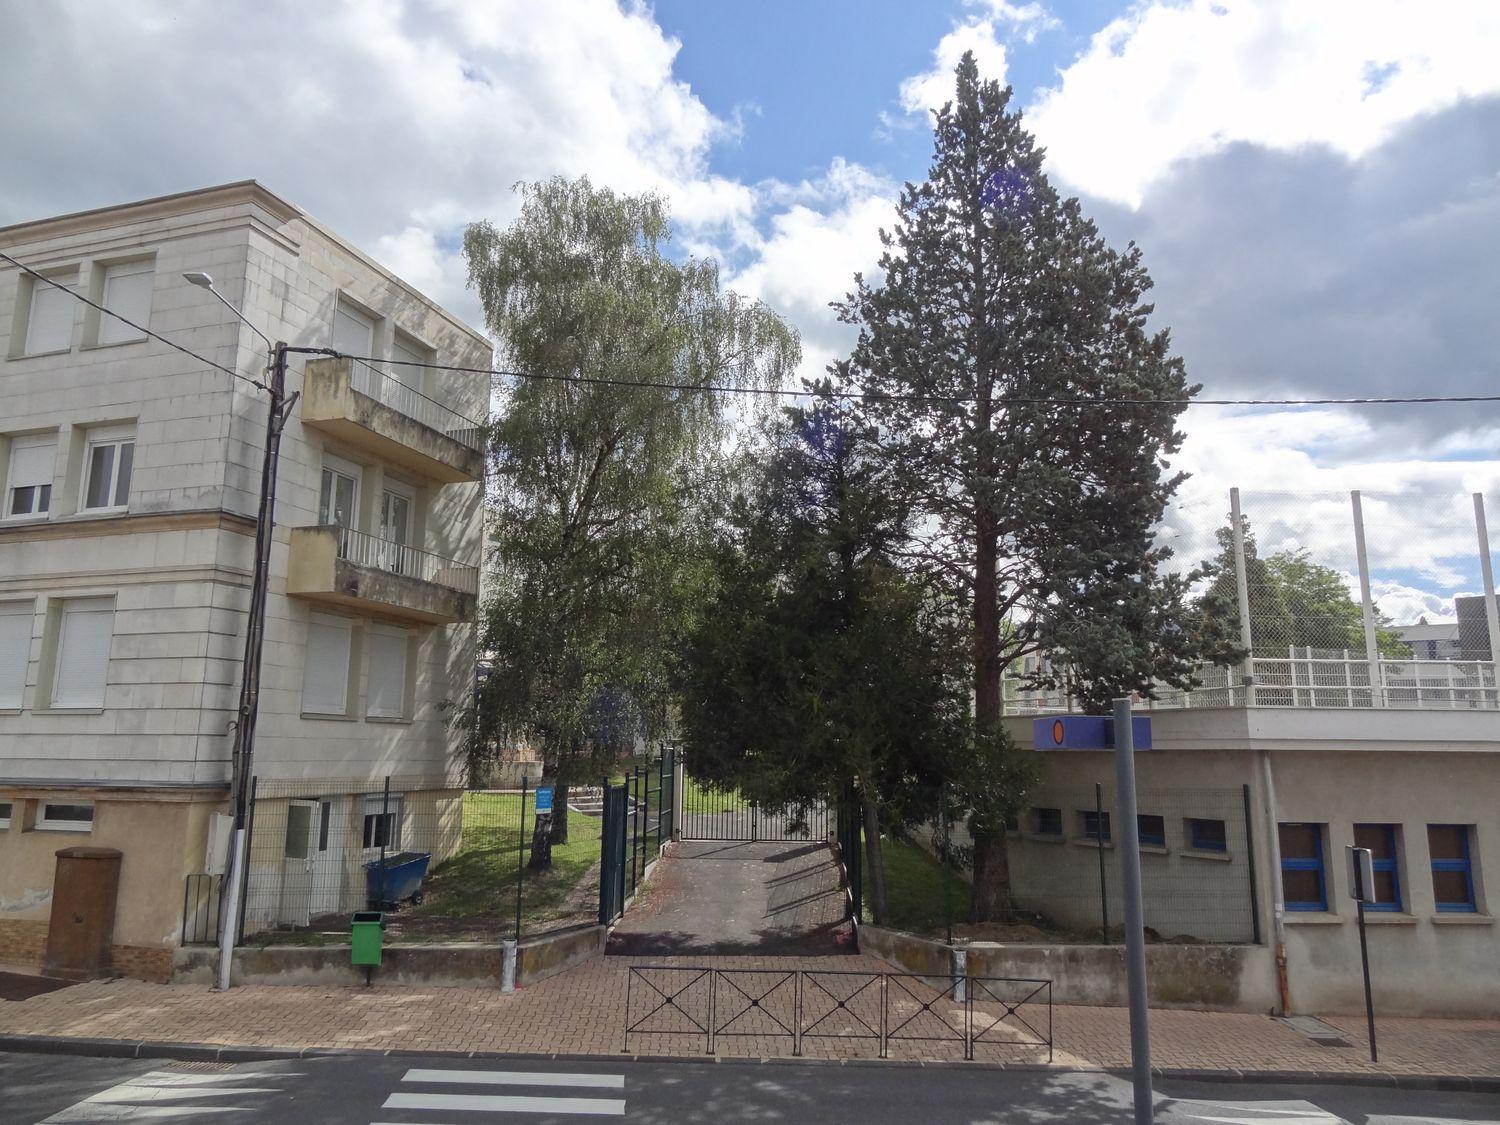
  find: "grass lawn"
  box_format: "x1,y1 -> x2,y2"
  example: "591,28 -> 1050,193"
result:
682,775 -> 748,813
862,833 -> 971,937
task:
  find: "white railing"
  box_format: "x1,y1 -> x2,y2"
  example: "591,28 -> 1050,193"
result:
1003,651 -> 1499,713
335,526 -> 478,596
348,361 -> 485,452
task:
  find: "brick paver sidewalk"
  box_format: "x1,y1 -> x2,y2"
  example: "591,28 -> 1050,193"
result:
2,953 -> 1496,1081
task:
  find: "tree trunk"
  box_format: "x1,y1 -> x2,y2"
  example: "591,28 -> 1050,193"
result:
968,826 -> 1014,923
527,812 -> 553,872
548,780 -> 570,845
861,792 -> 890,927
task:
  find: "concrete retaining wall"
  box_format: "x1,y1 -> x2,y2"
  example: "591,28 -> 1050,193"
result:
173,925 -> 606,989
859,924 -> 1278,1013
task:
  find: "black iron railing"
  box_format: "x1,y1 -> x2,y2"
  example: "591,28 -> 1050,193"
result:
623,965 -> 1052,1061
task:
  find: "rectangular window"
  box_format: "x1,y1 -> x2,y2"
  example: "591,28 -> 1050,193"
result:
1353,823 -> 1402,911
37,802 -> 94,832
1279,822 -> 1328,911
284,801 -> 314,861
6,437 -> 55,519
50,599 -> 114,709
332,300 -> 376,359
1032,807 -> 1062,836
362,795 -> 403,850
367,627 -> 409,719
24,278 -> 74,354
1080,809 -> 1111,842
1188,818 -> 1228,852
387,333 -> 431,416
0,801 -> 13,828
81,429 -> 135,512
97,260 -> 153,345
317,801 -> 332,852
0,602 -> 33,709
1428,824 -> 1477,913
302,614 -> 352,716
1137,814 -> 1165,847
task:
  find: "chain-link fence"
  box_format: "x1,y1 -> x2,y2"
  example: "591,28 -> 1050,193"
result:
1007,485 -> 1500,711
223,773 -> 602,945
882,784 -> 1259,946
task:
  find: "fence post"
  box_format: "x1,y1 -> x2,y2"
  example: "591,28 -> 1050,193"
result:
1096,782 -> 1109,943
516,776 -> 528,945
656,750 -> 666,854
672,750 -> 685,841
377,776 -> 391,908
1230,487 -> 1255,705
1351,491 -> 1383,705
942,781 -> 953,947
1475,493 -> 1500,686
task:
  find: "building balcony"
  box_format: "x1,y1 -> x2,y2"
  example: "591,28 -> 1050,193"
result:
299,357 -> 485,484
286,525 -> 478,625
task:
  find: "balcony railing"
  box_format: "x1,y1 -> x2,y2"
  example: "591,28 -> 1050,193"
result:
1003,651 -> 1499,713
336,526 -> 478,596
348,359 -> 485,453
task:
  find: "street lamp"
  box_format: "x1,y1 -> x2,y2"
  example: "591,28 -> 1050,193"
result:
183,270 -> 318,990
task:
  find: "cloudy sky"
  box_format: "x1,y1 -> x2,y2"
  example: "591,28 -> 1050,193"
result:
3,0 -> 1497,622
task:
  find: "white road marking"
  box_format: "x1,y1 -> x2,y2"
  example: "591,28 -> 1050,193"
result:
1181,1101 -> 1342,1125
382,1091 -> 626,1116
402,1068 -> 625,1089
84,1086 -> 281,1102
43,1068 -> 287,1123
48,1108 -> 250,1122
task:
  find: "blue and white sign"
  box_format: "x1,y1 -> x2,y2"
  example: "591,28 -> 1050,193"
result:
1032,715 -> 1152,751
534,787 -> 554,814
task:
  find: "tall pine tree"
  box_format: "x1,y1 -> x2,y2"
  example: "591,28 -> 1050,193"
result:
841,54 -> 1209,920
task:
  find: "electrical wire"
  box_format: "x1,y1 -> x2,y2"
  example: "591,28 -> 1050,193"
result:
332,351 -> 1500,410
0,249 -> 270,392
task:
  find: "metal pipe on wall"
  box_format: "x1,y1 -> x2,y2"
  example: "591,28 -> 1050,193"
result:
1259,749 -> 1291,1014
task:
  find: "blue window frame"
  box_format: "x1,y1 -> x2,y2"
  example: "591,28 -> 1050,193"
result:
1188,818 -> 1228,852
1079,809 -> 1111,842
1353,823 -> 1402,912
1137,814 -> 1165,847
1279,822 -> 1327,911
1428,824 -> 1477,913
1032,807 -> 1062,836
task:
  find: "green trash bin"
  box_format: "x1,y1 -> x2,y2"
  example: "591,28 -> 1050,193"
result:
351,911 -> 385,969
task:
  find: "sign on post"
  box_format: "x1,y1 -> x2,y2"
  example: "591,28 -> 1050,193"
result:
1032,714 -> 1152,750
534,787 -> 554,815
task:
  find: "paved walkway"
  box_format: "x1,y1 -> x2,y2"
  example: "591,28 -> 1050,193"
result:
2,954 -> 1497,1082
607,840 -> 854,956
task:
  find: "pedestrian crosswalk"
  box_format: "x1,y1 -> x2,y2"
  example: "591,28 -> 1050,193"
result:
42,1068 -> 299,1122
374,1067 -> 627,1119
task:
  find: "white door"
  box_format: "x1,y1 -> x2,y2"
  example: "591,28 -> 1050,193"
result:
378,487 -> 412,575
308,798 -> 343,918
278,799 -> 318,928
319,459 -> 360,558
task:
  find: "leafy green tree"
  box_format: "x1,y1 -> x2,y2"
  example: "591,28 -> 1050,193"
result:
1197,517 -> 1294,658
838,54 -> 1212,920
465,177 -> 798,865
676,392 -> 966,923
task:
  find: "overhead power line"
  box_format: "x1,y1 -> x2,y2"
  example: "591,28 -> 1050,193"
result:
0,250 -> 269,391
333,351 -> 1500,410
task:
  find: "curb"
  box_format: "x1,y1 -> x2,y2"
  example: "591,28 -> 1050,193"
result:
2,1034 -> 1497,1093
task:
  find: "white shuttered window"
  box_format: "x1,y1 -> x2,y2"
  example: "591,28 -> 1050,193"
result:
367,627 -> 408,718
98,261 -> 153,345
25,281 -> 74,353
0,602 -> 33,709
303,614 -> 352,715
51,600 -> 114,709
6,437 -> 56,519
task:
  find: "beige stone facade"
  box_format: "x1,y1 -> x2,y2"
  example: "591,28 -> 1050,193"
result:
0,183 -> 490,976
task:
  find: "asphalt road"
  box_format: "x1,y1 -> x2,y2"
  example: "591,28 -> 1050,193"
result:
4,1050 -> 1498,1124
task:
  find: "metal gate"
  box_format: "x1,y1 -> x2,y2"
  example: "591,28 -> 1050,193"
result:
679,772 -> 832,843
599,750 -> 676,926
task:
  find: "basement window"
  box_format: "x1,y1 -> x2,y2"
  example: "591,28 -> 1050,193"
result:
36,802 -> 94,832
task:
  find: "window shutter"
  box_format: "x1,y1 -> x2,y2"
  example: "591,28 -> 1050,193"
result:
368,629 -> 407,718
53,601 -> 114,708
303,616 -> 351,714
332,303 -> 374,356
26,284 -> 74,353
99,263 -> 153,345
0,604 -> 32,709
10,441 -> 55,490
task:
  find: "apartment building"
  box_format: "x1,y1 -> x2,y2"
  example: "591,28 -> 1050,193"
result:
0,183 -> 490,980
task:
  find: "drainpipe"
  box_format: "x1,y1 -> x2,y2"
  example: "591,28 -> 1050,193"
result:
1259,749 -> 1290,1014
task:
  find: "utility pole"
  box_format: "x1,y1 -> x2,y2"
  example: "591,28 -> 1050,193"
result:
216,342 -> 298,991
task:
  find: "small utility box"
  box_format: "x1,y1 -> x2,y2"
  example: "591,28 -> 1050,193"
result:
351,911 -> 385,977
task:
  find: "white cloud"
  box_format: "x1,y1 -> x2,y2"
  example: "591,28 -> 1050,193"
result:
973,1 -> 1061,43
899,20 -> 1011,115
1028,0 -> 1500,206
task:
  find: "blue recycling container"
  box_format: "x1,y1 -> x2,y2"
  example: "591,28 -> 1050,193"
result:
364,850 -> 431,909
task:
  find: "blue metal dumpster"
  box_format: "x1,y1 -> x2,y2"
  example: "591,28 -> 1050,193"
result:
364,851 -> 431,910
